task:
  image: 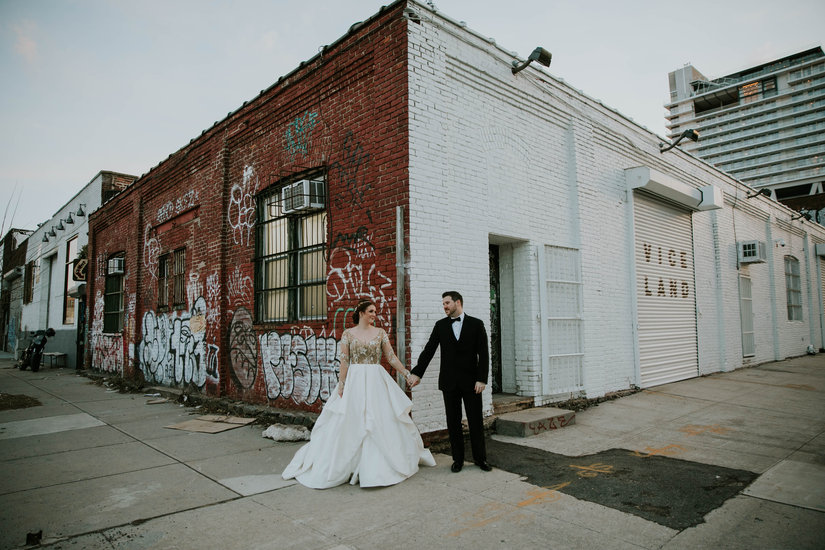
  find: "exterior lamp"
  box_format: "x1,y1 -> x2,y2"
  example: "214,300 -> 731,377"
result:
48,227 -> 57,237
659,129 -> 699,153
791,210 -> 813,222
42,234 -> 49,243
56,220 -> 65,231
512,47 -> 552,75
76,204 -> 86,217
65,212 -> 74,224
746,188 -> 772,199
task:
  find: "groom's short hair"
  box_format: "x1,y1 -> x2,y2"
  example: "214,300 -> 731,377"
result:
442,291 -> 463,304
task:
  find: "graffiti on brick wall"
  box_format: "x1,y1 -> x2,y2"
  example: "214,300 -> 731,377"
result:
187,272 -> 203,308
227,265 -> 253,304
138,296 -> 215,388
94,334 -> 124,373
229,307 -> 257,389
260,329 -> 340,405
228,165 -> 256,246
332,225 -> 375,259
157,189 -> 199,224
327,248 -> 393,332
143,224 -> 160,279
285,110 -> 318,158
205,271 -> 221,324
90,290 -> 124,373
331,131 -> 371,209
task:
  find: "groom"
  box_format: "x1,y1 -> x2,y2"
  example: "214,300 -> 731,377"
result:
408,291 -> 491,472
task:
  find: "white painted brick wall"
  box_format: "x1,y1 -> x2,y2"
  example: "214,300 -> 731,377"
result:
405,2 -> 825,432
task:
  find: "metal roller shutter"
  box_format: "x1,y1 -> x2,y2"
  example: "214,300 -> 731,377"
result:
633,191 -> 698,387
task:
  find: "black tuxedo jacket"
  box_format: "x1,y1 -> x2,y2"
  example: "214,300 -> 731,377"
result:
411,314 -> 489,392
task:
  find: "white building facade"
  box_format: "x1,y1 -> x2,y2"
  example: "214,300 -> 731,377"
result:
20,171 -> 135,368
404,3 -> 825,433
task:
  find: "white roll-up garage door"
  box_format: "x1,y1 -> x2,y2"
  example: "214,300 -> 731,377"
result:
633,191 -> 698,387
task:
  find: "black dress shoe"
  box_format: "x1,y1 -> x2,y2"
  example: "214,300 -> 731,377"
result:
475,461 -> 492,472
451,462 -> 463,473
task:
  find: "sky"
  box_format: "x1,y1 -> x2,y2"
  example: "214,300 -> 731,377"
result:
1,0 -> 824,233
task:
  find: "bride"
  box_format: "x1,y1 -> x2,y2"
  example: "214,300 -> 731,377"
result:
282,300 -> 436,488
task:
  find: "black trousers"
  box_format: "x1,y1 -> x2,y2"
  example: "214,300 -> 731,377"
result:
442,386 -> 486,464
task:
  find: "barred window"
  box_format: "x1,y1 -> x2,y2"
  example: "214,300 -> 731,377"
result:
172,248 -> 186,308
103,253 -> 125,333
255,174 -> 327,322
785,256 -> 802,321
157,254 -> 169,310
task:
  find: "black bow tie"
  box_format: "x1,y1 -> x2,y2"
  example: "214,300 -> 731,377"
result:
449,317 -> 461,323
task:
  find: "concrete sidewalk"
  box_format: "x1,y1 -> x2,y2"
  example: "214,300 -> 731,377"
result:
0,355 -> 823,549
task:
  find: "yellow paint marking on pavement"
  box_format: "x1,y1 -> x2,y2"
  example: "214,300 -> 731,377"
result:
569,463 -> 614,478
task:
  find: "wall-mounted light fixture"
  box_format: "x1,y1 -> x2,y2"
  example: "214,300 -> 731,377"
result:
76,204 -> 86,217
42,234 -> 49,243
56,220 -> 65,231
746,188 -> 772,199
65,212 -> 74,224
48,227 -> 57,237
512,47 -> 552,75
659,129 -> 699,153
791,210 -> 813,222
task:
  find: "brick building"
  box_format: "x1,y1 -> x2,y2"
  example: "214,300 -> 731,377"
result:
1,228 -> 32,354
86,1 -> 825,434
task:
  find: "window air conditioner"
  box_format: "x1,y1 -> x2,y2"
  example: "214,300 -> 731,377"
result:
107,257 -> 125,274
281,179 -> 326,213
737,241 -> 767,264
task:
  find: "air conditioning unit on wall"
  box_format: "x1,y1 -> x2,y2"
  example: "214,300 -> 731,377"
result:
281,179 -> 325,213
737,240 -> 767,264
107,257 -> 125,274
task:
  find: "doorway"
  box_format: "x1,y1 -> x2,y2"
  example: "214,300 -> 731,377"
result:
489,245 -> 503,392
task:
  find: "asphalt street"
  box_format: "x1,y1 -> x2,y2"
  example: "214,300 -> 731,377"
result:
0,352 -> 824,549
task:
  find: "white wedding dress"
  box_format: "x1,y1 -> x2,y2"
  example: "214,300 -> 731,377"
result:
282,328 -> 435,489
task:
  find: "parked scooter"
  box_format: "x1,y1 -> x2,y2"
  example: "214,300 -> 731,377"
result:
17,328 -> 56,372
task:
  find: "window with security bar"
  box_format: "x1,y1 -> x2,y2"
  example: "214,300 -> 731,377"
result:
785,256 -> 802,321
103,253 -> 125,333
172,248 -> 186,308
255,174 -> 327,322
157,254 -> 169,311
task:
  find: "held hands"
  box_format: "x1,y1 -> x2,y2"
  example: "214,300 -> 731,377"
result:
407,373 -> 421,388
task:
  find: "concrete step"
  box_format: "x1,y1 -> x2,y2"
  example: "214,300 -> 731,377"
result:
495,407 -> 576,437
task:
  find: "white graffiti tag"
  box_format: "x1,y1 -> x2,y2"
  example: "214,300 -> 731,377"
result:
228,165 -> 256,246
327,249 -> 394,332
260,330 -> 340,405
143,224 -> 160,280
138,297 -> 215,388
227,265 -> 253,304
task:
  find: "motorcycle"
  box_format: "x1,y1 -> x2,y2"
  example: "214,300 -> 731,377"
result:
17,328 -> 56,372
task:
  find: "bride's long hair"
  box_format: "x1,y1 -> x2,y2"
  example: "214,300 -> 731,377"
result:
352,300 -> 375,325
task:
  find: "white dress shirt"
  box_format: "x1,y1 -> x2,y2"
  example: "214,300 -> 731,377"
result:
450,313 -> 464,339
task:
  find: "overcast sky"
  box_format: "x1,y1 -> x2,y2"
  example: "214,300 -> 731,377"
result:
2,0 -> 823,233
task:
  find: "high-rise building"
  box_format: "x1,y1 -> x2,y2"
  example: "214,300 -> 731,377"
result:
666,47 -> 825,213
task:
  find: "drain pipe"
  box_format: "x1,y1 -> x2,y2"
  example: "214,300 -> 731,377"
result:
396,205 -> 407,389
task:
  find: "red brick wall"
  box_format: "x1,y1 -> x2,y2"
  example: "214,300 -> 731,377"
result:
87,3 -> 409,413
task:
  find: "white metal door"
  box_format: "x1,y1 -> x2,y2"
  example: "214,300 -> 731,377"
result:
633,192 -> 698,387
739,275 -> 755,357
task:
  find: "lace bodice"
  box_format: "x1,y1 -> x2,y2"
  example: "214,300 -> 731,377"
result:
341,328 -> 389,364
